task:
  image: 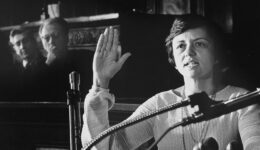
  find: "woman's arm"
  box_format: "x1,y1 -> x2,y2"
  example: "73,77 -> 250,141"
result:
81,27 -> 131,149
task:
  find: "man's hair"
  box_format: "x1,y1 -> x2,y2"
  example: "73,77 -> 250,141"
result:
9,26 -> 35,45
39,17 -> 69,36
165,14 -> 226,67
9,26 -> 39,63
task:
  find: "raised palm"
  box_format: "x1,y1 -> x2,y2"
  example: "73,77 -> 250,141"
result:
93,27 -> 131,88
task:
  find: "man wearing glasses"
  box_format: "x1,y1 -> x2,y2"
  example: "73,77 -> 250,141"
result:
39,17 -> 69,66
39,17 -> 92,101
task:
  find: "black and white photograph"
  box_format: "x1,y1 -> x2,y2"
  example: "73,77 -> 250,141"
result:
0,0 -> 260,150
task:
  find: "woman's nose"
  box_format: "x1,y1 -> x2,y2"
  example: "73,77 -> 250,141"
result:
185,44 -> 196,56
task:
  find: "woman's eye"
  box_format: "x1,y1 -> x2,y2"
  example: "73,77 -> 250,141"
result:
176,43 -> 185,50
195,42 -> 208,48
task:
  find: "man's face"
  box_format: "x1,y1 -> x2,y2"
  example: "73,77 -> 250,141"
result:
40,23 -> 68,58
10,33 -> 36,61
172,27 -> 216,79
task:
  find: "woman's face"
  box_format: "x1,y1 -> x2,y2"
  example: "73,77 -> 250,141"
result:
171,27 -> 216,80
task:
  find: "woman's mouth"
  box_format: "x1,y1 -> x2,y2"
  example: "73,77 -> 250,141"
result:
184,61 -> 199,68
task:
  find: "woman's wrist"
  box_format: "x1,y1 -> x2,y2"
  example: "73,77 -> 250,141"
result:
90,84 -> 109,93
93,75 -> 110,89
87,75 -> 115,110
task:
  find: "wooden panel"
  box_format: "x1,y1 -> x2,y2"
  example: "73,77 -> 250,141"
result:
0,101 -> 138,150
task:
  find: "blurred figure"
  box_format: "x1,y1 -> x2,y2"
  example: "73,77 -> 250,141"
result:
39,17 -> 92,100
8,26 -> 48,100
10,26 -> 46,70
38,17 -> 71,101
39,17 -> 69,65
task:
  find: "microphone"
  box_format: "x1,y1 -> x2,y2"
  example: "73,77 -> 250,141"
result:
189,89 -> 260,122
226,141 -> 243,150
193,137 -> 219,150
69,71 -> 80,91
68,71 -> 82,150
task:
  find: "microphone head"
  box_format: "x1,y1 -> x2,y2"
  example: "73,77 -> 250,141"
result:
201,137 -> 219,150
69,71 -> 80,91
189,92 -> 215,113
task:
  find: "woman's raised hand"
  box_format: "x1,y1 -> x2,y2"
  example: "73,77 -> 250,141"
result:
93,27 -> 131,88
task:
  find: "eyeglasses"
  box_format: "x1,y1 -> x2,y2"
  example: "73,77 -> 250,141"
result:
40,32 -> 60,42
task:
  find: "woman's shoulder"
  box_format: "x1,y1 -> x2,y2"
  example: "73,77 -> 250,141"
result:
215,85 -> 249,101
140,86 -> 184,109
220,85 -> 249,94
153,86 -> 184,101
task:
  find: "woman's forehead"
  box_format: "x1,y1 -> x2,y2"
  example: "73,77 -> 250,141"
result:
172,27 -> 213,43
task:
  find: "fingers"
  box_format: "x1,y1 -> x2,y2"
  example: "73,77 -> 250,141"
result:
106,27 -> 114,52
100,28 -> 109,55
96,34 -> 104,53
111,29 -> 119,53
100,27 -> 118,57
116,45 -> 122,61
118,52 -> 131,66
97,26 -> 130,66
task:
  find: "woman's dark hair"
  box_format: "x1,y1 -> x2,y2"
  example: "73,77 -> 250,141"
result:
165,14 -> 226,67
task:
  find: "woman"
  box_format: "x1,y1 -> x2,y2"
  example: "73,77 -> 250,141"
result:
81,15 -> 260,150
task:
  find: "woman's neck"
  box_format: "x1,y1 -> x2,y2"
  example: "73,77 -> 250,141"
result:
183,77 -> 217,97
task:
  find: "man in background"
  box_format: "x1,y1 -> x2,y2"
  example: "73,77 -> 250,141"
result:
39,17 -> 92,100
39,17 -> 69,66
8,26 -> 47,100
10,26 -> 46,71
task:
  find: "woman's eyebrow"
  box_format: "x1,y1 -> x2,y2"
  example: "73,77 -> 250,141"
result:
194,37 -> 211,42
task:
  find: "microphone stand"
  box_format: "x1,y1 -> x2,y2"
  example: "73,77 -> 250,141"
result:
67,71 -> 82,150
147,89 -> 260,150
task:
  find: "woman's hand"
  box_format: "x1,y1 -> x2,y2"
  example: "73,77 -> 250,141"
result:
93,27 -> 131,88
